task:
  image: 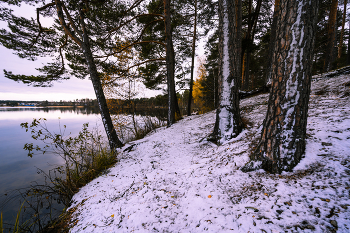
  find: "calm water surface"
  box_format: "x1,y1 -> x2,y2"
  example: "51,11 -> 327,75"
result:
0,107 -> 105,228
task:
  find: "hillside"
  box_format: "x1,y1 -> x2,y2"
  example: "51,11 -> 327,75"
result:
67,74 -> 350,232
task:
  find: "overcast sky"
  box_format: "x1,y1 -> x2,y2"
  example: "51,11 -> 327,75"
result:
0,4 -> 100,102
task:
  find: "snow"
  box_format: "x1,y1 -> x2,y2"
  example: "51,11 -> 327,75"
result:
67,75 -> 350,232
280,0 -> 305,161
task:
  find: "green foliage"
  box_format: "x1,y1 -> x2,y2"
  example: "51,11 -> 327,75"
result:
0,0 -> 131,86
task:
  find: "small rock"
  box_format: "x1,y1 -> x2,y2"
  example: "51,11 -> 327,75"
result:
306,225 -> 315,230
322,142 -> 333,146
276,210 -> 283,215
330,220 -> 338,228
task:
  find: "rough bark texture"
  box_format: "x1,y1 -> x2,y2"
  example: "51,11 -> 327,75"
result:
265,0 -> 280,87
324,0 -> 338,72
164,0 -> 177,125
187,0 -> 197,116
338,0 -> 347,59
80,14 -> 123,150
243,0 -> 319,173
212,0 -> 243,143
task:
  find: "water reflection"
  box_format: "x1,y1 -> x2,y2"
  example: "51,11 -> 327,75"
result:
0,106 -> 100,115
0,107 -> 103,230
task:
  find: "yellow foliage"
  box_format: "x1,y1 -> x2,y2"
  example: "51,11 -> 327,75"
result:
192,57 -> 211,114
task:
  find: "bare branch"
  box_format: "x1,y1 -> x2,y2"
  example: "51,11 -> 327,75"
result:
125,58 -> 165,71
58,34 -> 68,73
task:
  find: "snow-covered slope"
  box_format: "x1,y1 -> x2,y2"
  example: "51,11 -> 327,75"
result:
68,75 -> 350,232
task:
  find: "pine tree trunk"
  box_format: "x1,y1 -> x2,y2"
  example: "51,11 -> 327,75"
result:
338,0 -> 347,60
243,0 -> 319,173
265,0 -> 280,87
80,35 -> 123,150
348,20 -> 350,65
164,0 -> 177,125
324,0 -> 338,72
187,0 -> 198,116
212,0 -> 243,143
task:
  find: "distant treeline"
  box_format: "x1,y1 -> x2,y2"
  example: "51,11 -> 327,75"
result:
0,99 -> 98,107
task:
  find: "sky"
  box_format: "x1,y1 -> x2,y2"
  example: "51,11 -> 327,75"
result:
0,4 -> 100,102
0,3 -> 205,102
0,4 -> 164,102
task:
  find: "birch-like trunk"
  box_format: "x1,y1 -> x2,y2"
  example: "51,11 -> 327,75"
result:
243,0 -> 319,173
212,0 -> 242,143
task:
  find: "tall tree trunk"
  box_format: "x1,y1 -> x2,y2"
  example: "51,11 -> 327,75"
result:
348,20 -> 350,65
243,0 -> 319,173
265,0 -> 280,87
324,0 -> 338,72
212,0 -> 243,143
164,0 -> 177,125
79,15 -> 123,150
338,0 -> 347,60
241,0 -> 262,90
187,0 -> 198,116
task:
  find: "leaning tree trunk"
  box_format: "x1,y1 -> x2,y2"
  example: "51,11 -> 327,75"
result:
242,0 -> 319,173
80,12 -> 123,150
212,0 -> 243,143
164,0 -> 177,125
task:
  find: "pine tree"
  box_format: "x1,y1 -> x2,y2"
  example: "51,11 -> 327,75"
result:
0,0 -> 144,149
243,0 -> 319,173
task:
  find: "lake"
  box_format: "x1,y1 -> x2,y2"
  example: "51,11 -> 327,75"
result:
0,106 -> 106,230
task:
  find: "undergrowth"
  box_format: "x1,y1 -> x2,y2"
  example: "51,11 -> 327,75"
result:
1,119 -> 118,232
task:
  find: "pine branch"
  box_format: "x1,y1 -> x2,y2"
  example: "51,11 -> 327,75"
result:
55,0 -> 82,46
95,41 -> 166,59
102,13 -> 164,43
30,2 -> 56,48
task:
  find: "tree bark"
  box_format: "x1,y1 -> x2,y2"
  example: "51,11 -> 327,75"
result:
338,0 -> 347,59
212,0 -> 243,143
324,0 -> 338,72
79,13 -> 123,150
243,0 -> 319,173
187,0 -> 198,116
265,0 -> 280,87
164,0 -> 177,125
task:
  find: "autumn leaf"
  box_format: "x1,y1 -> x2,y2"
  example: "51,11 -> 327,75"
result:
208,195 -> 212,198
111,214 -> 114,218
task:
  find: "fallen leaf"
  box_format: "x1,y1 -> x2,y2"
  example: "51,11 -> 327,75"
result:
208,195 -> 212,198
111,214 -> 114,218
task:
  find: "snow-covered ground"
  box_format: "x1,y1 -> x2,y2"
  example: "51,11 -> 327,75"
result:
68,75 -> 350,232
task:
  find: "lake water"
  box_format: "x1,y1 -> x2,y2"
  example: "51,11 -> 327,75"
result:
0,107 -> 105,230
